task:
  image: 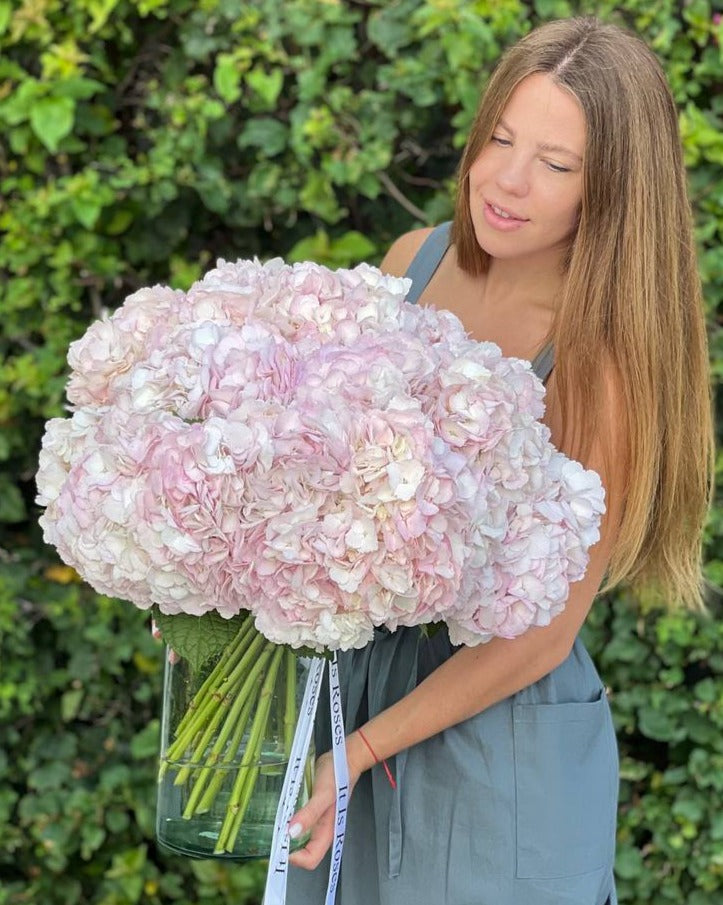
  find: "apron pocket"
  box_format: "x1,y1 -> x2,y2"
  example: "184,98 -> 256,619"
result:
512,688 -> 617,879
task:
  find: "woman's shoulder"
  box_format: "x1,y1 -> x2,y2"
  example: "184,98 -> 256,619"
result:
378,227 -> 437,278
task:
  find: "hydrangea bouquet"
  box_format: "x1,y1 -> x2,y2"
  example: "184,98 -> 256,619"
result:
36,257 -> 605,859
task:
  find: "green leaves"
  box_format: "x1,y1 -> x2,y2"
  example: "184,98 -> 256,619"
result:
0,552 -> 266,902
681,103 -> 723,167
589,595 -> 723,904
151,609 -> 246,673
288,229 -> 377,267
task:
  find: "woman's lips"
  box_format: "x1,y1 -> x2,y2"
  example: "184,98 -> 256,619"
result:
482,201 -> 529,231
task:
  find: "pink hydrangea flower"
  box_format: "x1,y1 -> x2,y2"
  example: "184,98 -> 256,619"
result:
37,258 -> 605,651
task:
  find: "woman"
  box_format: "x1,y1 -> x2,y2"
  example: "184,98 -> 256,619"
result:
287,16 -> 714,905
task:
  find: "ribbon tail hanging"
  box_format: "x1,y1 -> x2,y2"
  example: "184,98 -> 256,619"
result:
262,652 -> 349,905
324,653 -> 349,905
263,655 -> 325,905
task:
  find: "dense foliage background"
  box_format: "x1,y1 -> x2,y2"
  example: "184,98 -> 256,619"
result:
0,1 -> 721,903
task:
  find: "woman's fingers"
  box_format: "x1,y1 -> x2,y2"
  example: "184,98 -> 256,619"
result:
288,801 -> 336,870
287,753 -> 339,870
287,766 -> 334,843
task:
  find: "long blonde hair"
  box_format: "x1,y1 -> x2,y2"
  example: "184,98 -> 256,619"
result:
451,17 -> 714,611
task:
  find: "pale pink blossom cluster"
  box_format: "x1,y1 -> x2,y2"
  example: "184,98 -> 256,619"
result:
37,258 -> 605,650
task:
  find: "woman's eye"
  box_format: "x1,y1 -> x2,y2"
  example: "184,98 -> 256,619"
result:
491,135 -> 511,146
546,161 -> 570,173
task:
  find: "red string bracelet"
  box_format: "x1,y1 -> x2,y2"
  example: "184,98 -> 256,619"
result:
357,728 -> 397,790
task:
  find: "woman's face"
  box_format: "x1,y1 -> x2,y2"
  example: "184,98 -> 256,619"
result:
467,73 -> 586,267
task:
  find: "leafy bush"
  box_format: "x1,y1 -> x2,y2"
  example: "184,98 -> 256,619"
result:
0,1 -> 721,903
583,600 -> 723,903
0,550 -> 268,904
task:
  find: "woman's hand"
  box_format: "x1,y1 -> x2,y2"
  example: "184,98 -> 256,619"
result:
287,737 -> 366,871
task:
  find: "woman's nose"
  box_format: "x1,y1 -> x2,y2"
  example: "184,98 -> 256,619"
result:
495,155 -> 530,197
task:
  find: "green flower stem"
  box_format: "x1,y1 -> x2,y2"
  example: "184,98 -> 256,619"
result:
168,617 -> 259,751
172,613 -> 255,736
214,643 -> 284,854
166,629 -> 267,769
192,679 -> 261,815
160,638 -> 251,785
304,757 -> 314,802
172,632 -> 270,787
284,648 -> 296,757
217,644 -> 283,853
180,643 -> 275,812
182,677 -> 260,817
222,763 -> 261,855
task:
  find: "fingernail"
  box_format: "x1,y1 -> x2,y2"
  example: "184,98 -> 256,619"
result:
288,822 -> 303,839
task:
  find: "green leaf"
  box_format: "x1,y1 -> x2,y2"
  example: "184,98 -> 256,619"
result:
246,67 -> 284,109
0,79 -> 43,126
672,797 -> 704,824
168,253 -> 206,290
328,230 -> 376,264
86,0 -> 122,34
104,208 -> 134,236
53,77 -> 106,101
29,761 -> 72,792
29,96 -> 75,153
151,609 -> 246,672
367,1 -> 415,55
130,719 -> 160,760
106,810 -> 131,834
99,764 -> 131,792
533,0 -> 574,17
237,116 -> 288,156
70,197 -> 102,229
0,474 -> 26,522
60,688 -> 84,723
80,822 -> 106,858
299,170 -> 344,222
615,845 -> 644,879
638,706 -> 687,743
137,0 -> 170,16
105,845 -> 147,901
214,54 -> 242,103
0,1 -> 11,36
287,229 -> 376,267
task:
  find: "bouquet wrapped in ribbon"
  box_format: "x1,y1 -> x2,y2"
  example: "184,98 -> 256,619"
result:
36,257 -> 605,875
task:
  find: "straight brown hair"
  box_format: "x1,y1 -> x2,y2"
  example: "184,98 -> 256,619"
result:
451,17 -> 715,610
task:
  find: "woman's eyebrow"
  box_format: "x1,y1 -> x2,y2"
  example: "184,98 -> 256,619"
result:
537,141 -> 583,163
497,118 -> 583,163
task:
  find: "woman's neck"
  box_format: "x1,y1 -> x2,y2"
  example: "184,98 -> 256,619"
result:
482,254 -> 565,315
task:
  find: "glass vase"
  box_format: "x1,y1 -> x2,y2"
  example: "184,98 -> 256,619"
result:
155,624 -> 315,860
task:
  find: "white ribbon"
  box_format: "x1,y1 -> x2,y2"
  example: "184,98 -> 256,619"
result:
263,653 -> 348,905
325,654 -> 349,905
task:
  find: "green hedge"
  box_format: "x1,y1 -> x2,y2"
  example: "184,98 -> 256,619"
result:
0,1 -> 721,903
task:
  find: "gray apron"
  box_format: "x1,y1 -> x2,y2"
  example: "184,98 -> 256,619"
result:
288,223 -> 618,905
